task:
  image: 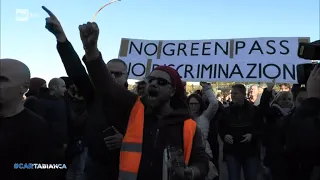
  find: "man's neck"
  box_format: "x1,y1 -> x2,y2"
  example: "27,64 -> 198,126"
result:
0,101 -> 24,118
49,91 -> 61,98
155,102 -> 173,118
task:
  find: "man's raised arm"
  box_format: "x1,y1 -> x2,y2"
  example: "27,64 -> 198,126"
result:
78,22 -> 137,118
42,6 -> 94,103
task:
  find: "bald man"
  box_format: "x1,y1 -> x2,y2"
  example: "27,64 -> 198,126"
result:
48,78 -> 67,97
0,58 -> 49,180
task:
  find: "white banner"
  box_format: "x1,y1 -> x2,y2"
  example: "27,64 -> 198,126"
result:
118,37 -> 310,83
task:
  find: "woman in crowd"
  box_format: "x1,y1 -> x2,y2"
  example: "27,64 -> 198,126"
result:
259,81 -> 294,180
187,82 -> 219,180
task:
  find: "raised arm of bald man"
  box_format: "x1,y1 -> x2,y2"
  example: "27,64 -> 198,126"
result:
79,22 -> 138,128
42,6 -> 94,104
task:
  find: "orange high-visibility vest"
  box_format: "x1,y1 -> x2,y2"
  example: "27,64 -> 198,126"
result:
119,97 -> 197,180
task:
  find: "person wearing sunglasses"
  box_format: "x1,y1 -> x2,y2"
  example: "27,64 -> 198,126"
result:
80,21 -> 209,180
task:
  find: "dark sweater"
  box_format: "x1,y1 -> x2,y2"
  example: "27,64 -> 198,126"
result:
34,94 -> 69,148
0,109 -> 50,180
83,53 -> 209,180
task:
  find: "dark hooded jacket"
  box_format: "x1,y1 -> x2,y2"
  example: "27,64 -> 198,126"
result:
24,87 -> 49,113
82,53 -> 209,180
286,97 -> 320,165
33,92 -> 70,148
218,100 -> 264,158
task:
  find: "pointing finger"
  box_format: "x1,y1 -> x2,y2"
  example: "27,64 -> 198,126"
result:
42,6 -> 56,18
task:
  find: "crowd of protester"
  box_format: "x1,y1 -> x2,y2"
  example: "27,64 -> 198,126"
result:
1,6 -> 320,180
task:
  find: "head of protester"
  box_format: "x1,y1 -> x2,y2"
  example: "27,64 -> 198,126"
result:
0,58 -> 49,179
25,77 -> 47,97
77,21 -> 209,180
187,93 -> 206,117
248,84 -> 258,98
0,59 -> 30,117
271,91 -> 293,108
144,65 -> 188,112
48,78 -> 67,97
231,84 -> 247,106
279,83 -> 291,92
106,59 -> 129,87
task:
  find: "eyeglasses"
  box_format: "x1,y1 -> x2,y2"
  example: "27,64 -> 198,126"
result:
110,71 -> 125,78
145,76 -> 172,86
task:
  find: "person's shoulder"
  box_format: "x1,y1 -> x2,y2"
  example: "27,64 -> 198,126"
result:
24,109 -> 48,127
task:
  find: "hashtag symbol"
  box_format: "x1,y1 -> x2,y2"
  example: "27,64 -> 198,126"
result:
14,163 -> 19,169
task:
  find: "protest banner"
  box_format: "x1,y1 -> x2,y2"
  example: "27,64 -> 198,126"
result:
118,37 -> 311,83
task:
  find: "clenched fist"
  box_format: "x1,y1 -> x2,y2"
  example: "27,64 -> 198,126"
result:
42,6 -> 66,42
79,22 -> 99,54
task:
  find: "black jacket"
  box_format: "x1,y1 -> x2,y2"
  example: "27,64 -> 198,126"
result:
286,97 -> 320,165
56,40 -> 125,179
83,53 -> 209,180
34,93 -> 70,148
259,89 -> 290,154
218,100 -> 264,158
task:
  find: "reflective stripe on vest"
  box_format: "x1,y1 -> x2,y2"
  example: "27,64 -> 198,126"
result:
119,97 -> 197,180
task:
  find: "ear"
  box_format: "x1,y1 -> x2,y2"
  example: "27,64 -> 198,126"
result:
170,88 -> 176,98
20,81 -> 30,94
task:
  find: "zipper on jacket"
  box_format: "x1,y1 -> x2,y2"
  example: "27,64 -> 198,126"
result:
150,128 -> 160,167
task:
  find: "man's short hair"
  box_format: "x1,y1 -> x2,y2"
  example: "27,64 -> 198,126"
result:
280,83 -> 291,88
250,84 -> 258,89
232,84 -> 246,95
107,58 -> 127,70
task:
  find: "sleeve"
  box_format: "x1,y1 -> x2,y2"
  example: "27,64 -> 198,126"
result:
201,85 -> 219,121
285,98 -> 320,152
196,116 -> 210,142
258,88 -> 273,112
83,53 -> 138,127
56,40 -> 95,104
189,127 -> 209,180
218,109 -> 229,142
252,106 -> 265,141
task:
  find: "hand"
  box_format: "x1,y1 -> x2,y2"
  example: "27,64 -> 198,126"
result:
79,22 -> 99,54
103,128 -> 123,150
184,167 -> 195,180
42,6 -> 66,42
224,134 -> 233,144
266,79 -> 275,91
63,144 -> 68,149
307,64 -> 320,99
240,133 -> 252,143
